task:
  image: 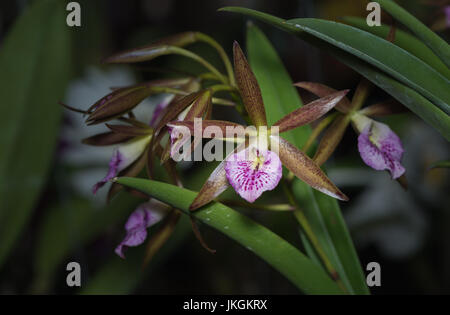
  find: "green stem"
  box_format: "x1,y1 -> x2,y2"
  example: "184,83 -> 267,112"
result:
209,84 -> 237,94
349,78 -> 372,114
302,112 -> 338,154
195,32 -> 236,86
283,180 -> 348,294
168,46 -> 229,85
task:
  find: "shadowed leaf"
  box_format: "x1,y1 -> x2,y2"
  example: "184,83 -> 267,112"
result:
0,0 -> 72,267
375,0 -> 450,68
343,16 -> 450,78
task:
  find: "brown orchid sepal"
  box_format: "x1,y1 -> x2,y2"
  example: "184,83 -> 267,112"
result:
182,91 -> 350,210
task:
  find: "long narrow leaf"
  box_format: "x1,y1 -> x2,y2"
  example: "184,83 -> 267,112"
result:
221,7 -> 450,140
343,16 -> 450,79
115,177 -> 342,294
375,0 -> 450,68
0,0 -> 72,268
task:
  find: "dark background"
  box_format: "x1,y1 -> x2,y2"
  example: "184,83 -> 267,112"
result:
0,0 -> 449,295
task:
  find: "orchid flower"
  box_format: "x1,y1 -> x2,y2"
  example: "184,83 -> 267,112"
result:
295,81 -> 407,180
115,199 -> 171,259
168,42 -> 349,210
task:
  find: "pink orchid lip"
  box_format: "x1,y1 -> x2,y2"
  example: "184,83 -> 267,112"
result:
225,145 -> 282,203
355,115 -> 406,179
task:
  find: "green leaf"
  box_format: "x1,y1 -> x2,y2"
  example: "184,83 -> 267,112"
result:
0,0 -> 72,268
375,0 -> 450,68
221,7 -> 450,114
220,7 -> 450,140
284,18 -> 450,114
115,177 -> 342,294
246,24 -> 369,295
342,16 -> 450,79
333,48 -> 450,141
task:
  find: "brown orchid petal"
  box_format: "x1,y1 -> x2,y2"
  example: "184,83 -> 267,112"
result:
154,91 -> 203,136
81,132 -> 132,146
118,117 -> 153,129
233,41 -> 267,127
273,90 -> 349,133
107,149 -> 148,202
358,99 -> 407,117
167,120 -> 248,139
350,79 -> 372,112
205,100 -> 213,119
110,77 -> 193,92
294,82 -> 352,113
162,159 -> 182,188
104,32 -> 197,63
87,86 -> 154,124
160,140 -> 173,164
313,114 -> 351,166
189,142 -> 247,211
106,124 -> 153,136
273,136 -> 348,201
184,90 -> 211,121
189,161 -> 229,211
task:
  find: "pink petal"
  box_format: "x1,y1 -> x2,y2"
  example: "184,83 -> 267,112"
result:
115,200 -> 169,259
150,94 -> 175,127
357,120 -> 405,179
92,136 -> 151,194
445,6 -> 450,27
92,149 -> 123,194
225,147 -> 282,203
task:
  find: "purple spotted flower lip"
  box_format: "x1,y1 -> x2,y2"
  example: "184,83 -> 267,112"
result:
115,200 -> 169,259
225,146 -> 282,203
354,114 -> 405,179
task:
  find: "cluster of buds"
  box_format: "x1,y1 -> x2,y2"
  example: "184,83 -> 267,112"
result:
63,31 -> 406,259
